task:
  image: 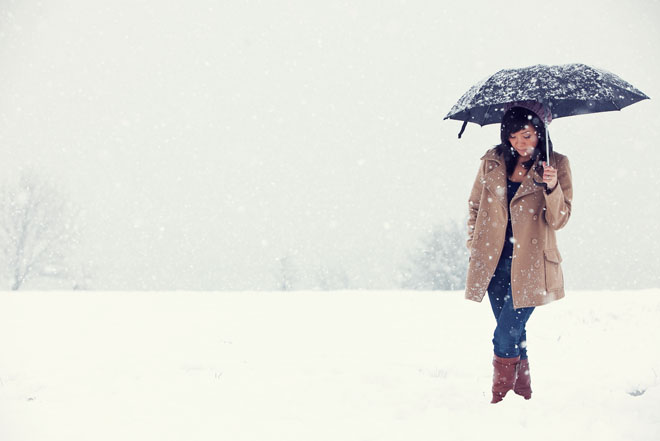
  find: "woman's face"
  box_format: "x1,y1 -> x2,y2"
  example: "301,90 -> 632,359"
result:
508,124 -> 539,158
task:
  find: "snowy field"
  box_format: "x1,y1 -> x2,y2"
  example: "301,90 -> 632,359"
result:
1,290 -> 659,441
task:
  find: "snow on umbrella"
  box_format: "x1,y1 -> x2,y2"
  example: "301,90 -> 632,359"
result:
444,63 -> 650,140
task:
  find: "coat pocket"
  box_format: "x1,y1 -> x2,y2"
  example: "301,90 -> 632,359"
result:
544,249 -> 563,292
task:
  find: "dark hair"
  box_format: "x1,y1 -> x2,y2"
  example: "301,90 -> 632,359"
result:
494,106 -> 553,177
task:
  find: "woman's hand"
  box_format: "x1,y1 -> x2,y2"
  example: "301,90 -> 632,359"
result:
542,161 -> 558,191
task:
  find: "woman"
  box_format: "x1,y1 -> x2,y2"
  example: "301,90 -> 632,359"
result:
465,102 -> 573,403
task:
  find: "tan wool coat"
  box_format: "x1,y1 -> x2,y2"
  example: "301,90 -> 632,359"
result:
465,148 -> 573,309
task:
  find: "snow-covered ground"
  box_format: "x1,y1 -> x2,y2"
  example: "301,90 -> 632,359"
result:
1,290 -> 658,441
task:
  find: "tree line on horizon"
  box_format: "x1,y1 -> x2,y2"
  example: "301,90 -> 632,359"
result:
0,171 -> 467,291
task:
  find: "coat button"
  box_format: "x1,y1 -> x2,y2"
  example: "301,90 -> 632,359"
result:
532,215 -> 538,221
534,261 -> 541,268
531,238 -> 538,245
481,211 -> 488,218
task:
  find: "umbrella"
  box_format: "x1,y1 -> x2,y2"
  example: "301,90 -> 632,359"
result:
444,63 -> 650,149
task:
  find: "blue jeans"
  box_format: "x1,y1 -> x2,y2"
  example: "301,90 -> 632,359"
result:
487,257 -> 535,359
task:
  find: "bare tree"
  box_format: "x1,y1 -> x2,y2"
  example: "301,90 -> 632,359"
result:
315,262 -> 350,290
400,218 -> 469,290
0,171 -> 79,290
275,254 -> 297,291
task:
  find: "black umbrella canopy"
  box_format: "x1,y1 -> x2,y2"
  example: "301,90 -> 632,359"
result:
445,63 -> 650,129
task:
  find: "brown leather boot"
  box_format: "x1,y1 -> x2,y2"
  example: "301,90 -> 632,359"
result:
491,355 -> 520,403
513,358 -> 532,400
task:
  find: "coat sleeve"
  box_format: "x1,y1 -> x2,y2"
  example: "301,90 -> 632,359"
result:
543,155 -> 573,230
466,160 -> 486,250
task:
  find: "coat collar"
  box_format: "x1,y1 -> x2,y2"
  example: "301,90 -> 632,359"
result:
480,149 -> 544,208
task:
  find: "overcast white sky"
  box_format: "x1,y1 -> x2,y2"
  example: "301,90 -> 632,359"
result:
1,0 -> 659,290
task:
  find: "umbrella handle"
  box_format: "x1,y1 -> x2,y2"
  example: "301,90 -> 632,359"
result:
531,113 -> 552,191
544,115 -> 551,166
